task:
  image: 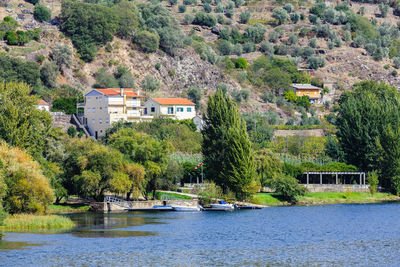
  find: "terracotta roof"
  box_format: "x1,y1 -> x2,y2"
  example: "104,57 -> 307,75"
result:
95,88 -> 143,97
38,99 -> 49,105
292,84 -> 321,90
152,98 -> 195,105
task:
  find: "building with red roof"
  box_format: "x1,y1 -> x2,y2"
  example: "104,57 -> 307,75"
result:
144,98 -> 196,120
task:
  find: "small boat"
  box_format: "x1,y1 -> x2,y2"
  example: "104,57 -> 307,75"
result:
152,205 -> 173,211
236,205 -> 262,210
171,206 -> 202,212
207,200 -> 235,211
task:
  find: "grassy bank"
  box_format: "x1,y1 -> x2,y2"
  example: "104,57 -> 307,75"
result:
0,214 -> 75,231
253,192 -> 400,206
155,192 -> 192,200
48,204 -> 89,214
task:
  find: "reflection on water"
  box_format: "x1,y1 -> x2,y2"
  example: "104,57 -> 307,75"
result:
2,204 -> 400,266
0,241 -> 41,250
72,230 -> 156,238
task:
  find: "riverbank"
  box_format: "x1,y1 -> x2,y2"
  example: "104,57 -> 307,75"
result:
253,192 -> 400,206
0,214 -> 75,232
49,204 -> 89,214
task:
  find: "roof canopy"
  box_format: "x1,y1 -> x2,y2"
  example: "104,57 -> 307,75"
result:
89,88 -> 142,97
292,84 -> 322,90
38,99 -> 49,105
152,98 -> 195,105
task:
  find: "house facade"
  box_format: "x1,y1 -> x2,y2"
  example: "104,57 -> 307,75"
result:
36,99 -> 50,111
143,98 -> 196,120
292,83 -> 322,104
78,88 -> 144,138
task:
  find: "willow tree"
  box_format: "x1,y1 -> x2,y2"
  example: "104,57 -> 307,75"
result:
202,89 -> 258,200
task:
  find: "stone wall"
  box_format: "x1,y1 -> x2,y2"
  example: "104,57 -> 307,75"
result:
305,184 -> 370,193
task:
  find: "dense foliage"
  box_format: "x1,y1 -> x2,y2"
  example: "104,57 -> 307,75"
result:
0,55 -> 40,87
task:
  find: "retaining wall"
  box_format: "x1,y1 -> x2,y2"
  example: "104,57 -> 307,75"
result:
304,184 -> 370,193
90,199 -> 199,212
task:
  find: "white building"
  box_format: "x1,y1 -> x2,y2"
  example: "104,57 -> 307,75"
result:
78,88 -> 145,138
36,99 -> 50,111
143,98 -> 196,120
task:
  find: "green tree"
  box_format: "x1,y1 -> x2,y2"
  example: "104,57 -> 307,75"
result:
0,142 -> 54,214
5,31 -> 18,45
141,75 -> 161,92
336,81 -> 400,193
272,8 -> 289,25
240,11 -> 251,24
268,174 -> 306,203
112,1 -> 140,39
254,148 -> 283,186
0,16 -> 18,31
52,43 -> 72,71
34,5 -> 51,23
202,89 -> 258,200
188,86 -> 202,109
367,170 -> 379,194
0,82 -> 53,156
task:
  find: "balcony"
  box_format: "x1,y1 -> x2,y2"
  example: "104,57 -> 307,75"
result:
77,103 -> 85,108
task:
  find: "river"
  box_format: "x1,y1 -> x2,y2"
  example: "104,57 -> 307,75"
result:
1,203 -> 400,266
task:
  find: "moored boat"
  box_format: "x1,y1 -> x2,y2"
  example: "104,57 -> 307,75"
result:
206,201 -> 235,211
152,205 -> 173,211
171,206 -> 202,212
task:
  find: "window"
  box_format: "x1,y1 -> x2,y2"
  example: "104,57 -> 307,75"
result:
99,96 -> 102,102
92,119 -> 95,124
99,119 -> 103,124
100,107 -> 102,110
177,107 -> 184,112
168,107 -> 174,114
92,107 -> 96,113
144,108 -> 148,115
106,119 -> 109,124
187,107 -> 192,112
87,97 -> 91,102
151,107 -> 155,112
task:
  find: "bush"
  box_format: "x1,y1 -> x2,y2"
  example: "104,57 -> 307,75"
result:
283,3 -> 293,13
225,9 -> 234,19
307,56 -> 325,70
259,41 -> 273,57
235,58 -> 247,68
141,75 -> 161,92
184,14 -> 194,25
274,44 -> 289,55
268,30 -> 280,43
309,37 -> 317,48
196,43 -> 220,64
288,34 -> 297,45
187,86 -> 202,109
204,3 -> 212,13
244,24 -> 266,43
243,42 -> 256,53
240,11 -> 251,24
52,43 -> 72,71
218,40 -> 232,55
5,31 -> 18,45
193,12 -> 217,27
0,55 -> 40,86
272,8 -> 289,25
261,92 -> 276,103
169,0 -> 178,5
67,126 -> 77,137
34,5 -> 51,23
0,16 -> 18,31
232,44 -> 243,56
52,97 -> 79,114
290,12 -> 299,24
268,174 -> 307,203
40,61 -> 60,88
178,4 -> 186,13
134,30 -> 160,53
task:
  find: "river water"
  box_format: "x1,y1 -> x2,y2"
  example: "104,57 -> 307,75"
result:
1,203 -> 400,266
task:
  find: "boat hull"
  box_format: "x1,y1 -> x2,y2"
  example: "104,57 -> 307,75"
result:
172,206 -> 201,212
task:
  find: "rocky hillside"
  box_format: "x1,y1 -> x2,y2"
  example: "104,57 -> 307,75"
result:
1,0 -> 400,121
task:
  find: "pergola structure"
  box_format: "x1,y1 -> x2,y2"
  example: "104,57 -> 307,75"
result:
300,172 -> 366,185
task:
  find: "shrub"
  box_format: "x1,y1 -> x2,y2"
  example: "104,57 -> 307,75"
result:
34,5 -> 51,23
187,86 -> 202,109
288,33 -> 297,45
261,93 -> 275,103
234,0 -> 244,7
204,3 -> 212,13
268,174 -> 307,203
16,31 -> 29,46
225,9 -> 234,19
272,8 -> 288,25
241,88 -> 250,101
268,30 -> 280,43
283,3 -> 293,13
259,40 -> 273,56
5,31 -> 18,45
169,0 -> 178,5
52,97 -> 79,114
184,14 -> 194,25
141,75 -> 161,92
52,43 -> 72,71
134,30 -> 160,53
178,5 -> 186,13
0,16 -> 18,31
215,4 -> 224,13
240,11 -> 251,24
193,12 -> 217,27
243,42 -> 256,53
67,126 -> 77,137
244,24 -> 266,43
379,3 -> 389,18
302,46 -> 314,58
40,61 -> 60,88
218,40 -> 232,55
232,44 -> 243,56
309,37 -> 317,48
274,44 -> 289,55
197,43 -> 220,64
367,171 -> 379,194
394,57 -> 400,69
290,12 -> 299,24
235,58 -> 247,68
158,28 -> 184,57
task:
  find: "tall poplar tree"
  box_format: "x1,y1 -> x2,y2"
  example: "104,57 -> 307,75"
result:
202,89 -> 258,200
